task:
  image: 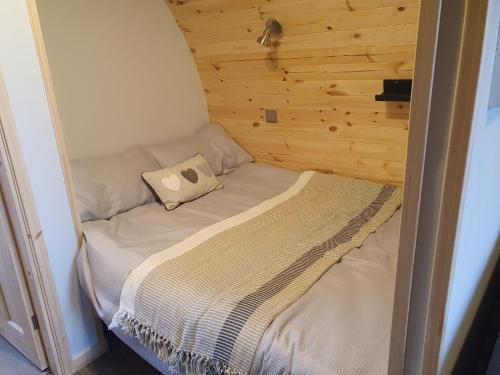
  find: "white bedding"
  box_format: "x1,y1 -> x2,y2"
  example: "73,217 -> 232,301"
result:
78,162 -> 400,374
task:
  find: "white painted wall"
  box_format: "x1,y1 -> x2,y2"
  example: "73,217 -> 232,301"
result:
440,114 -> 500,374
36,0 -> 208,159
1,0 -> 208,365
439,4 -> 500,372
0,1 -> 99,360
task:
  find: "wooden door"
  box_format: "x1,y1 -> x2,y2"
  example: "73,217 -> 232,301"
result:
0,182 -> 48,370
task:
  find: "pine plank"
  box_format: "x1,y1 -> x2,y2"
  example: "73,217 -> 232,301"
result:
166,0 -> 420,183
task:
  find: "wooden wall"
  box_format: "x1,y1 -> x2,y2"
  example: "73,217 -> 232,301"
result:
166,0 -> 420,184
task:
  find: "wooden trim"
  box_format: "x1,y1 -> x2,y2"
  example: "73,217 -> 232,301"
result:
25,0 -> 108,370
423,0 -> 493,372
0,73 -> 72,375
388,0 -> 442,373
0,183 -> 47,369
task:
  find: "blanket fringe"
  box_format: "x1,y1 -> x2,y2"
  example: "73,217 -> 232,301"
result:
110,310 -> 239,375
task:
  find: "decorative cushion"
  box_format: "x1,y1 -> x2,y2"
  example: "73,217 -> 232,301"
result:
71,146 -> 160,222
142,154 -> 223,210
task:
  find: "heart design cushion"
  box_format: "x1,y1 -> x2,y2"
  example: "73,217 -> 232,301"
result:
142,154 -> 223,210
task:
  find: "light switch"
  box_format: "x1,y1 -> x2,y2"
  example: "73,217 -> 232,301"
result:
265,109 -> 278,123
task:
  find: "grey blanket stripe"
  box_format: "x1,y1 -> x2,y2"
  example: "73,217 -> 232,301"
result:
212,185 -> 396,364
113,173 -> 403,375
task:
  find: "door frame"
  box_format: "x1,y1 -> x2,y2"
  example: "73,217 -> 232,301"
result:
390,0 -> 495,373
0,72 -> 73,374
0,176 -> 48,369
388,0 -> 443,371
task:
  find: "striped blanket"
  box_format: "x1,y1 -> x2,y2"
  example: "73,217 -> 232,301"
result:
111,172 -> 401,375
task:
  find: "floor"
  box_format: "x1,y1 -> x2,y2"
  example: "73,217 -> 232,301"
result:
0,336 -> 48,375
0,334 -> 160,375
75,331 -> 160,375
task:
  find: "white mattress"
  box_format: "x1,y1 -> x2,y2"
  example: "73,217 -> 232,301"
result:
78,163 -> 400,374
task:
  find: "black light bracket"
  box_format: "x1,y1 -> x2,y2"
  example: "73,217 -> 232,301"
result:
375,79 -> 412,102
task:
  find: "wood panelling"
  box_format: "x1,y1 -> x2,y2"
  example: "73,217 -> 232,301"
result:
167,0 -> 420,184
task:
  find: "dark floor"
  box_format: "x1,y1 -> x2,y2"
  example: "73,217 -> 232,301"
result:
76,330 -> 161,375
0,333 -> 160,375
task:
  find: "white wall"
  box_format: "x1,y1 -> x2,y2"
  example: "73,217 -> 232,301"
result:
0,0 -> 99,360
440,114 -> 500,373
439,4 -> 500,372
0,0 -> 208,365
37,0 -> 208,159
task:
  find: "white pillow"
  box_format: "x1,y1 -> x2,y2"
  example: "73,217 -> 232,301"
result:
146,133 -> 219,174
199,123 -> 253,174
145,124 -> 253,176
71,146 -> 160,221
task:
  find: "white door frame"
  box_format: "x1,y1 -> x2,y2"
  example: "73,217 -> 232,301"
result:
390,0 -> 495,373
0,72 -> 73,374
388,0 -> 443,371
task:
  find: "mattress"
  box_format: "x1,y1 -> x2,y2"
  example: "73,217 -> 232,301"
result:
78,162 -> 401,375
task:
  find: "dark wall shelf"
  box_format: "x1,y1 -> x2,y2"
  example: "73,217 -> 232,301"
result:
375,93 -> 411,102
375,79 -> 412,102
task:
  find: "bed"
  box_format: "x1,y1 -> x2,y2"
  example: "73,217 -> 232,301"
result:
75,125 -> 401,375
